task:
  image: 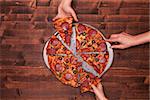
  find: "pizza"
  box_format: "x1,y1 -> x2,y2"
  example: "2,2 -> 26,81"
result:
45,17 -> 111,93
53,17 -> 73,46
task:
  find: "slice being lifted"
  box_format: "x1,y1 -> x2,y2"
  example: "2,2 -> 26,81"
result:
53,17 -> 73,46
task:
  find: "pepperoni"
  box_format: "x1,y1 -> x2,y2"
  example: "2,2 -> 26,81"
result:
82,80 -> 89,87
65,57 -> 70,63
81,54 -> 88,60
65,73 -> 73,81
105,54 -> 109,59
52,39 -> 59,46
81,48 -> 92,52
77,24 -> 86,33
65,35 -> 71,43
100,42 -> 106,51
89,73 -> 95,79
88,29 -> 97,36
47,48 -> 56,54
61,22 -> 69,30
55,64 -> 63,71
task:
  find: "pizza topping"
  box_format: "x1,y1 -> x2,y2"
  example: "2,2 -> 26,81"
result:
66,65 -> 69,69
88,44 -> 92,47
52,39 -> 59,46
63,47 -> 67,50
100,42 -> 106,51
81,32 -> 86,36
47,48 -> 56,54
78,24 -> 86,33
65,57 -> 70,63
70,56 -> 78,64
86,75 -> 89,78
61,22 -> 69,31
65,73 -> 73,81
64,30 -> 68,34
93,54 -> 98,57
58,73 -> 62,78
81,41 -> 86,46
55,64 -> 63,71
73,69 -> 78,74
81,54 -> 89,60
80,48 -> 92,52
89,73 -> 95,79
88,29 -> 97,36
92,40 -> 95,44
81,80 -> 89,87
58,57 -> 62,60
95,58 -> 99,62
105,54 -> 109,59
65,35 -> 71,43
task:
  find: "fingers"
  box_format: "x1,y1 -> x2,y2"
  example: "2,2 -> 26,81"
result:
110,34 -> 119,38
91,84 -> 102,100
111,44 -> 124,49
106,34 -> 119,42
96,96 -> 100,100
70,9 -> 78,22
97,83 -> 103,90
53,8 -> 78,22
106,34 -> 122,49
52,15 -> 60,21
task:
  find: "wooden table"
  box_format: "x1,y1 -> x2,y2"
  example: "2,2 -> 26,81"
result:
0,0 -> 149,100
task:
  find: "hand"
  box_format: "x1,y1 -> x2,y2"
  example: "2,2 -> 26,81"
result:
52,0 -> 78,21
107,32 -> 136,49
91,83 -> 108,100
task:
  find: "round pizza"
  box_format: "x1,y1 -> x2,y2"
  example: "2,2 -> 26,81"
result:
43,17 -> 113,93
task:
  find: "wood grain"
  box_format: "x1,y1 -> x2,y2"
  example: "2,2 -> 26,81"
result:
0,0 -> 149,100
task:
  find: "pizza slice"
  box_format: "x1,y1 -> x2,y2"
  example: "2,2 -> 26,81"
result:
80,52 -> 109,75
78,68 -> 101,93
46,35 -> 72,55
60,55 -> 82,87
53,17 -> 73,46
76,23 -> 106,53
48,55 -> 66,75
48,54 -> 81,87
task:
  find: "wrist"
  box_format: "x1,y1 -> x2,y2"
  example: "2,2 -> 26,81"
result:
130,35 -> 139,46
61,0 -> 72,6
131,33 -> 149,46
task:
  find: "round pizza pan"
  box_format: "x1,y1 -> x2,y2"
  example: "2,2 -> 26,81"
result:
43,23 -> 113,78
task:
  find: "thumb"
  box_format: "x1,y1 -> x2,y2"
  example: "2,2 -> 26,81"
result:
91,85 -> 101,100
111,44 -> 124,49
52,15 -> 60,21
106,38 -> 118,43
70,9 -> 78,22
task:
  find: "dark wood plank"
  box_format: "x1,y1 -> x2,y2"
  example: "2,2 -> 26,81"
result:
0,0 -> 149,100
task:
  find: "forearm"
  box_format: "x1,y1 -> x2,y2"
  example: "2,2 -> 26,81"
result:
133,31 -> 150,46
